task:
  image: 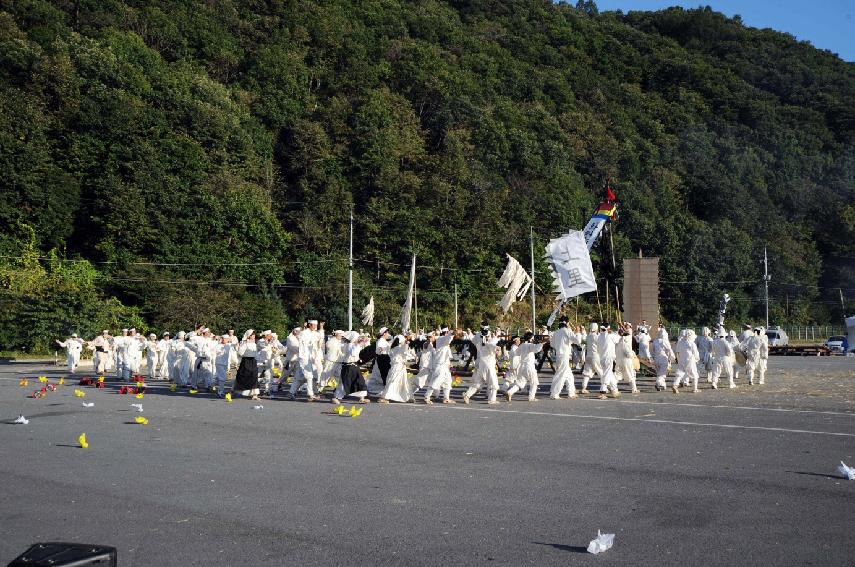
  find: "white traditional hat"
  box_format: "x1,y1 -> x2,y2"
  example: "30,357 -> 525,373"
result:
334,329 -> 344,335
121,328 -> 129,333
440,327 -> 449,333
243,329 -> 255,340
102,330 -> 109,334
149,333 -> 156,338
71,333 -> 78,338
378,326 -> 388,335
344,330 -> 359,342
262,330 -> 272,336
177,331 -> 186,338
308,319 -> 318,325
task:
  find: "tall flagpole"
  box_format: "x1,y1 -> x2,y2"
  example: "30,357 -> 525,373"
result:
530,226 -> 536,332
764,245 -> 770,328
454,282 -> 458,329
348,207 -> 354,331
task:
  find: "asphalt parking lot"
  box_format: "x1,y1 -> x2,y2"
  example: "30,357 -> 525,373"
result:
1,356 -> 854,566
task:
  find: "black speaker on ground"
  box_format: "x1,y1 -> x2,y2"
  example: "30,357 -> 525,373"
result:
7,542 -> 117,566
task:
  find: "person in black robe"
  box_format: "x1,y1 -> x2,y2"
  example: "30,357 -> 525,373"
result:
233,329 -> 260,400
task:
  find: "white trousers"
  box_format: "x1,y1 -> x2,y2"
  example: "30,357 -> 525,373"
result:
66,353 -> 80,373
425,367 -> 452,401
215,364 -> 228,395
290,362 -> 316,398
745,357 -> 759,384
464,362 -> 498,403
146,353 -> 158,379
549,355 -> 576,398
654,354 -> 670,389
673,361 -> 699,390
192,359 -> 214,389
507,362 -> 539,400
599,355 -> 618,393
116,355 -> 131,381
94,352 -> 109,375
709,356 -> 734,387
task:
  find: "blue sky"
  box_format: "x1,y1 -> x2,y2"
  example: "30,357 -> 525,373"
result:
594,1 -> 854,61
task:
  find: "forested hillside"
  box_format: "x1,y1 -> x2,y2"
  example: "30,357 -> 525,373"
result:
1,0 -> 853,350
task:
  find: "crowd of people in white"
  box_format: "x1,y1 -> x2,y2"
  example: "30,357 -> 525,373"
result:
54,316 -> 769,404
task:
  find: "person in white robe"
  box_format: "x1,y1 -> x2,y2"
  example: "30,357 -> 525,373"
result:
172,331 -> 191,386
614,323 -> 639,394
696,326 -> 714,382
288,320 -> 322,401
215,334 -> 239,397
366,328 -> 391,395
320,330 -> 344,393
278,328 -> 301,391
126,328 -> 145,379
144,333 -> 159,379
463,325 -> 502,404
740,327 -> 764,386
635,326 -> 651,362
156,332 -> 171,380
56,334 -> 84,373
709,329 -> 735,389
333,331 -> 371,404
597,325 -> 621,399
673,329 -> 701,393
413,334 -> 435,391
255,331 -> 274,397
651,331 -> 675,391
87,330 -> 112,375
114,328 -> 131,381
757,327 -> 769,385
580,323 -> 602,394
505,332 -> 544,402
548,318 -> 581,399
378,334 -> 417,403
233,330 -> 260,399
424,328 -> 458,404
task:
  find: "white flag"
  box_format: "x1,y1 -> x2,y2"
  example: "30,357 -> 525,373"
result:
497,254 -> 532,313
545,230 -> 597,300
361,296 -> 375,327
399,256 -> 416,332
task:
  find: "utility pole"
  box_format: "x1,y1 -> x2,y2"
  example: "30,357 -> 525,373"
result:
530,227 -> 536,332
348,207 -> 354,331
454,282 -> 458,330
763,246 -> 770,328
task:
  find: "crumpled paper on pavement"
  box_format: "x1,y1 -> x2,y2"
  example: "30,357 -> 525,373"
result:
587,530 -> 615,554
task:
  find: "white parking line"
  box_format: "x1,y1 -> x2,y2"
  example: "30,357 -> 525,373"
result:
445,406 -> 855,438
575,397 -> 855,417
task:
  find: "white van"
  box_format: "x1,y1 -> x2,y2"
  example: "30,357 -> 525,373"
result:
765,327 -> 789,347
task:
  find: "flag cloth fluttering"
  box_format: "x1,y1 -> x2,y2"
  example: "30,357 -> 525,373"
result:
361,296 -> 375,327
497,254 -> 533,313
545,230 -> 597,301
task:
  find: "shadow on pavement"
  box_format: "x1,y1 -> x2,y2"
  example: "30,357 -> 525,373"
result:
532,542 -> 589,554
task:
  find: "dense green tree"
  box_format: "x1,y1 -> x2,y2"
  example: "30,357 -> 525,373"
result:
1,0 -> 852,350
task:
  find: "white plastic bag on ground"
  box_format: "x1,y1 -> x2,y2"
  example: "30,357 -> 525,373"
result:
81,402 -> 94,407
587,530 -> 615,554
253,405 -> 264,410
131,403 -> 144,412
13,415 -> 29,425
838,461 -> 855,480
